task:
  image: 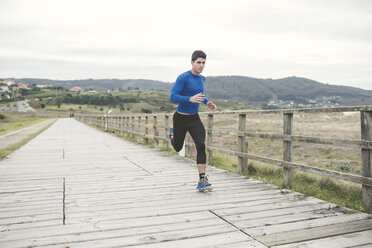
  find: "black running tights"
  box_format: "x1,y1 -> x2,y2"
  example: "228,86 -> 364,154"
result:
170,112 -> 206,164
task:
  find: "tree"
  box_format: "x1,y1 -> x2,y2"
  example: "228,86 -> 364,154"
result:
56,98 -> 62,108
19,88 -> 29,96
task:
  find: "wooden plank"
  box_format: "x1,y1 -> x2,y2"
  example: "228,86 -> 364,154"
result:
247,212 -> 369,237
257,219 -> 372,246
283,113 -> 293,187
7,225 -> 241,248
0,213 -> 62,226
233,211 -> 339,230
203,106 -> 372,114
0,220 -> 63,233
0,217 -> 230,246
213,241 -> 267,248
361,111 -> 372,213
56,231 -> 253,248
216,204 -> 335,223
212,129 -> 372,149
238,114 -> 246,173
273,229 -> 372,248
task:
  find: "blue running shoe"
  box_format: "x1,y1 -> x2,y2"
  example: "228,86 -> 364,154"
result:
196,175 -> 213,192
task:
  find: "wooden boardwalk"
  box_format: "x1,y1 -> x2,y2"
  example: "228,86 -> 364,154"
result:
1,118 -> 372,248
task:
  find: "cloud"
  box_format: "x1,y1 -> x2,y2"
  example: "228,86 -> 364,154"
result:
0,0 -> 371,89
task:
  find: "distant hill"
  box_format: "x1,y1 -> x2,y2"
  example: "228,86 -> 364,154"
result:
12,76 -> 372,107
14,78 -> 172,91
204,76 -> 372,107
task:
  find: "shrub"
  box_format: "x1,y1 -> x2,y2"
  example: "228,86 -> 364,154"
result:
141,108 -> 152,113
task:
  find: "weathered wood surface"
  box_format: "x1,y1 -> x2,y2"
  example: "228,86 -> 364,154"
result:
1,118 -> 372,247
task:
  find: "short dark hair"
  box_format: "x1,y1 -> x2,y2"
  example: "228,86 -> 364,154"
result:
191,50 -> 207,61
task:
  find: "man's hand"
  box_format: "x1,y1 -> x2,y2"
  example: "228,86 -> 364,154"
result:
207,101 -> 217,111
189,93 -> 205,103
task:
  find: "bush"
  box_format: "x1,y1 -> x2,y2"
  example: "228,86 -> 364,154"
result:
141,108 -> 152,113
317,176 -> 339,191
338,164 -> 352,173
29,99 -> 40,108
0,113 -> 5,120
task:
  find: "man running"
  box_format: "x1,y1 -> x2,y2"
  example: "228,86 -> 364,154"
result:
169,50 -> 217,191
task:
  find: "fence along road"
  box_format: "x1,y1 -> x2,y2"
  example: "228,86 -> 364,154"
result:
0,117 -> 372,247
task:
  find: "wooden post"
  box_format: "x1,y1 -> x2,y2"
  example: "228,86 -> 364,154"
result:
361,111 -> 372,213
138,116 -> 141,142
153,116 -> 158,147
131,116 -> 135,139
104,115 -> 108,130
145,116 -> 149,144
119,116 -> 123,135
207,114 -> 214,165
283,112 -> 293,188
126,117 -> 130,138
238,114 -> 246,174
112,116 -> 115,131
115,116 -> 118,132
164,114 -> 169,150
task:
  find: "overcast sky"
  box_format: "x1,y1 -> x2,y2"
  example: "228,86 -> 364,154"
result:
0,0 -> 371,89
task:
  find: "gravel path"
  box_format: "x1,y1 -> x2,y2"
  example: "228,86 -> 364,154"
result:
0,119 -> 56,149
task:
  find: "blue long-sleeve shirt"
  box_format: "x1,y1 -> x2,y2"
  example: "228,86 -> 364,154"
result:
170,70 -> 209,114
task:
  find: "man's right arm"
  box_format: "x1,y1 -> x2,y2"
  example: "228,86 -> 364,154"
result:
170,76 -> 190,103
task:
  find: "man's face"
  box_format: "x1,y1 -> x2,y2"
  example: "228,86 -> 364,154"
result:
191,58 -> 206,74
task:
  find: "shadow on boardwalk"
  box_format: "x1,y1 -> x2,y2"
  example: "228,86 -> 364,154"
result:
0,118 -> 372,247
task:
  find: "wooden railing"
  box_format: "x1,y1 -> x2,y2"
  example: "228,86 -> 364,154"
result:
75,106 -> 372,212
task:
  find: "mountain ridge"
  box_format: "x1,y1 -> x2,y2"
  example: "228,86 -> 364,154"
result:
8,76 -> 372,107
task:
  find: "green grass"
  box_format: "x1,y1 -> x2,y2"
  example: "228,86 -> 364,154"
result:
0,119 -> 47,134
26,89 -> 65,98
212,153 -> 238,173
212,153 -> 364,212
0,120 -> 56,160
